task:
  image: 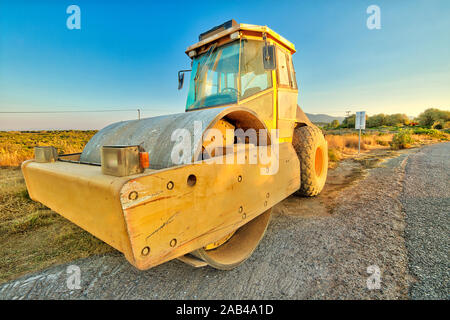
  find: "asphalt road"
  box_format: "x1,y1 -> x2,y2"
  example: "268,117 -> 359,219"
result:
0,142 -> 448,299
400,142 -> 449,299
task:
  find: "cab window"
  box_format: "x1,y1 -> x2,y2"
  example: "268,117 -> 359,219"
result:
276,47 -> 290,87
276,47 -> 297,89
239,40 -> 273,99
286,53 -> 297,89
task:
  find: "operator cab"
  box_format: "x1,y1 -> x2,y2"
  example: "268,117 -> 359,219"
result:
180,20 -> 304,137
186,38 -> 273,110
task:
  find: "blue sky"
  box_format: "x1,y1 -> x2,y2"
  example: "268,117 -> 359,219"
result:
0,0 -> 449,129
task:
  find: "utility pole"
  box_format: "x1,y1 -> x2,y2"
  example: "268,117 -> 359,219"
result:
343,111 -> 351,133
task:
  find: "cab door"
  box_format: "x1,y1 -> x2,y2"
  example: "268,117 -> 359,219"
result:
276,46 -> 298,141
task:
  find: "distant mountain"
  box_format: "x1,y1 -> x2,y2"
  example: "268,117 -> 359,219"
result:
305,113 -> 345,124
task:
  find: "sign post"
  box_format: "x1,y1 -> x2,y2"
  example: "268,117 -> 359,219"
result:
355,111 -> 366,154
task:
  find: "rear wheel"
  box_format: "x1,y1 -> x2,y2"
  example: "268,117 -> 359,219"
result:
192,208 -> 272,270
292,125 -> 328,196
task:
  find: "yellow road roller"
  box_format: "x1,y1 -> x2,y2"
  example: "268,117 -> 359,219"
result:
22,20 -> 328,270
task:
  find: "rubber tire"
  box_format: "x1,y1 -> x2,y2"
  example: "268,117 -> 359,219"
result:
292,125 -> 328,197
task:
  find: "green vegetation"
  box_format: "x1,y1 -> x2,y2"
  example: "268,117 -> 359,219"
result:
339,113 -> 410,128
329,119 -> 340,129
417,108 -> 450,128
333,108 -> 449,131
341,114 -> 356,128
391,129 -> 414,149
366,113 -> 410,127
412,127 -> 447,139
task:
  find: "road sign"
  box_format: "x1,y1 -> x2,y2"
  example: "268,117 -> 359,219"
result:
355,111 -> 366,154
355,111 -> 366,129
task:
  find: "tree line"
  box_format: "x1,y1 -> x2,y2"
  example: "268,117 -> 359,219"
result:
328,108 -> 449,129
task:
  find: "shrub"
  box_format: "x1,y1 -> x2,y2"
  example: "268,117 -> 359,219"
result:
385,113 -> 410,126
341,114 -> 356,128
391,129 -> 413,149
329,119 -> 340,128
367,114 -> 386,128
431,121 -> 443,129
413,128 -> 446,139
328,148 -> 341,162
417,108 -> 450,127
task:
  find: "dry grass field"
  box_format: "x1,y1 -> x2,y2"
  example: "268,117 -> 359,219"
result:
324,129 -> 448,165
0,130 -> 96,166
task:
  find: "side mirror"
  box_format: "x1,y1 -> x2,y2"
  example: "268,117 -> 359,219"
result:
263,45 -> 276,70
178,69 -> 191,90
178,71 -> 185,90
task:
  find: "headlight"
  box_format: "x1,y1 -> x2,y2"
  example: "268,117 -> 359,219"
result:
101,146 -> 149,177
34,146 -> 58,163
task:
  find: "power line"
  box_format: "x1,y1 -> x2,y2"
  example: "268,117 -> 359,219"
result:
0,109 -> 142,114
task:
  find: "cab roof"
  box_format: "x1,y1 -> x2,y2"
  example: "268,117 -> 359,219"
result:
185,21 -> 296,57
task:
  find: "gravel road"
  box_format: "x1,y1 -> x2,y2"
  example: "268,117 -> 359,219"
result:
0,142 -> 448,299
401,142 -> 449,299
